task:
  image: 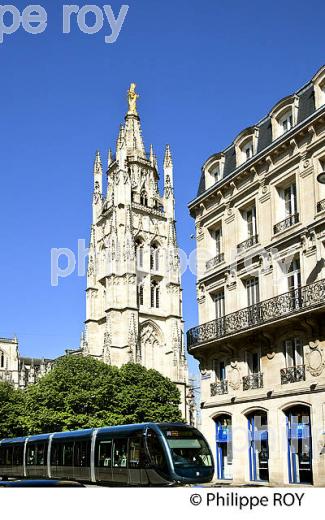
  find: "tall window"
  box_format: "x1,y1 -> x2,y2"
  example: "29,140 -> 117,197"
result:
247,351 -> 260,374
135,239 -> 144,269
151,281 -> 160,308
138,284 -> 144,306
284,338 -> 304,368
213,359 -> 226,382
244,206 -> 257,238
140,191 -> 148,207
246,277 -> 259,306
214,290 -> 225,319
283,183 -> 297,217
287,257 -> 301,292
0,350 -> 4,368
150,243 -> 159,271
214,228 -> 222,255
211,164 -> 220,183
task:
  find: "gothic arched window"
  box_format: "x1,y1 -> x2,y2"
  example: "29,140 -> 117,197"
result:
151,280 -> 160,308
0,350 -> 4,369
140,191 -> 148,207
150,243 -> 159,272
135,238 -> 144,269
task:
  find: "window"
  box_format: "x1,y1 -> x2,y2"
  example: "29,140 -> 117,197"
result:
138,284 -> 144,306
140,191 -> 148,207
135,239 -> 144,269
244,142 -> 254,161
12,445 -> 23,466
213,228 -> 222,255
246,277 -> 259,306
284,183 -> 297,217
131,191 -> 136,202
284,338 -> 304,368
244,206 -> 257,238
213,359 -> 226,382
0,350 -> 4,368
146,429 -> 168,472
151,280 -> 160,308
150,243 -> 159,271
247,352 -> 260,374
27,442 -> 47,466
113,438 -> 128,468
211,164 -> 221,182
97,440 -> 112,468
74,440 -> 91,467
214,290 -> 225,319
129,436 -> 145,469
287,257 -> 301,292
279,110 -> 293,134
50,441 -> 74,466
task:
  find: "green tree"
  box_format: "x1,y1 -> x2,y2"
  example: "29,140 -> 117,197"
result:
0,381 -> 25,439
21,356 -> 182,435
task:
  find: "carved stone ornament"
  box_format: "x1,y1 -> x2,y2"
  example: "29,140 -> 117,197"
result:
303,159 -> 310,169
306,344 -> 325,377
266,351 -> 275,360
228,367 -> 241,390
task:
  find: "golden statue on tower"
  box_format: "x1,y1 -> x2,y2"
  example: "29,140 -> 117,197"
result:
127,83 -> 139,115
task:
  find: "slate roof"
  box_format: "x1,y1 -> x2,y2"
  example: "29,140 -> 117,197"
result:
196,72 -> 322,198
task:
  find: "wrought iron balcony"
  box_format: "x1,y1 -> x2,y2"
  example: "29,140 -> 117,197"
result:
237,234 -> 258,254
187,278 -> 325,349
243,372 -> 263,391
280,365 -> 305,385
206,252 -> 225,271
210,380 -> 228,396
273,213 -> 299,234
317,199 -> 325,213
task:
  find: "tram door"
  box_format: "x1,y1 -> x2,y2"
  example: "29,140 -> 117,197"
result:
286,407 -> 312,484
215,416 -> 232,480
247,412 -> 269,482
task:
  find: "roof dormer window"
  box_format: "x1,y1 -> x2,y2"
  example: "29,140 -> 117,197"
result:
234,127 -> 259,167
203,154 -> 225,189
270,95 -> 299,140
312,66 -> 325,109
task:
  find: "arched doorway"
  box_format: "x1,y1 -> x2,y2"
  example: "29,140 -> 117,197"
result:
285,405 -> 312,484
247,410 -> 269,482
214,414 -> 232,480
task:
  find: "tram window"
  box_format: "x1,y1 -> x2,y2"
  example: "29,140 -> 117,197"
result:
5,447 -> 12,465
12,445 -> 23,466
62,442 -> 74,466
27,443 -> 47,465
113,438 -> 128,468
146,430 -> 168,472
98,440 -> 112,468
50,443 -> 61,466
74,440 -> 91,467
0,447 -> 5,466
162,429 -> 213,468
129,437 -> 145,468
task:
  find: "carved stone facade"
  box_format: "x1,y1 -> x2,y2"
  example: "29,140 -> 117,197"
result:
0,337 -> 52,389
188,66 -> 325,485
79,87 -> 190,420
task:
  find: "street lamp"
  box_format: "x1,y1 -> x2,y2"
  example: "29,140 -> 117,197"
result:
317,171 -> 325,184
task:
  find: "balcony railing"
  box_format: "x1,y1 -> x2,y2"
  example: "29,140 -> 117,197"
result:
237,234 -> 258,254
210,380 -> 228,396
280,365 -> 305,385
317,199 -> 325,213
273,213 -> 299,234
187,278 -> 325,349
206,253 -> 225,271
243,372 -> 263,391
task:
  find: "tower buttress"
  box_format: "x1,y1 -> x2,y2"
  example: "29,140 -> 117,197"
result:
93,151 -> 103,223
164,144 -> 175,219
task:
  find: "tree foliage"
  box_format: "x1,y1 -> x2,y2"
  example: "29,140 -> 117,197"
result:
0,381 -> 25,439
0,357 -> 182,438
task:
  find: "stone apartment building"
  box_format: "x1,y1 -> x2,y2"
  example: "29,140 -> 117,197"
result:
187,66 -> 325,485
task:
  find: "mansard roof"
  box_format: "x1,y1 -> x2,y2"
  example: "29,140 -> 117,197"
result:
195,67 -> 324,198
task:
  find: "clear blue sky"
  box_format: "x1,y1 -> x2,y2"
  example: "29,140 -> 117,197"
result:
0,0 -> 324,376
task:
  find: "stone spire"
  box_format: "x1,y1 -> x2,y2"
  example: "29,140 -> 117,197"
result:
164,145 -> 175,218
124,84 -> 145,156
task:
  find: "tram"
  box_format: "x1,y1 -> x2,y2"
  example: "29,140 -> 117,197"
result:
0,423 -> 214,486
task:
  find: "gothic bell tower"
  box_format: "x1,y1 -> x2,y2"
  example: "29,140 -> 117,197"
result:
82,84 -> 189,416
